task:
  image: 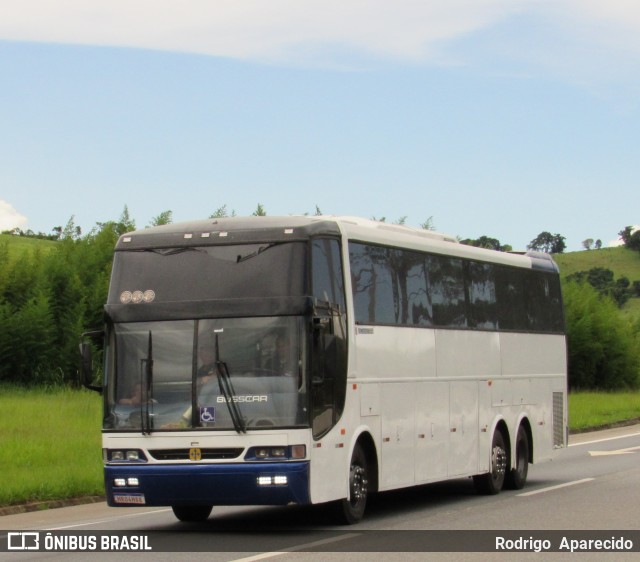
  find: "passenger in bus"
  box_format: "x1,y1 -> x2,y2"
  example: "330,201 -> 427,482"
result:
118,383 -> 144,405
197,343 -> 218,384
271,334 -> 294,375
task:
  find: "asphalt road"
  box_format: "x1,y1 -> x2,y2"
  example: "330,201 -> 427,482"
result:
2,424 -> 640,561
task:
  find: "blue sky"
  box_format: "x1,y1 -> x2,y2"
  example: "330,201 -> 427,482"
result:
1,1 -> 639,251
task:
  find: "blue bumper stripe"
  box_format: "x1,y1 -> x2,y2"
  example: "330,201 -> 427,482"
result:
105,462 -> 310,507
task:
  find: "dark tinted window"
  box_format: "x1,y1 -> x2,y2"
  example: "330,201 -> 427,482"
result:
109,242 -> 306,304
430,255 -> 467,328
467,261 -> 497,329
350,244 -> 431,326
495,266 -> 527,330
312,239 -> 346,310
349,242 -> 564,333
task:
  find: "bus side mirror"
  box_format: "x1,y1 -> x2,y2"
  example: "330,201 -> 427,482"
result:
80,331 -> 103,394
312,316 -> 337,386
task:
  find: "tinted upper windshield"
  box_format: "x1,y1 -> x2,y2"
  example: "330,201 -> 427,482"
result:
104,316 -> 308,432
108,242 -> 306,304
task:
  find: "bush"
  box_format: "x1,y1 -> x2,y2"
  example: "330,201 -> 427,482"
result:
564,280 -> 640,390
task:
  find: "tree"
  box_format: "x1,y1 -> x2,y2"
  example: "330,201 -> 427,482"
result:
527,231 -> 566,254
619,226 -> 640,251
150,210 -> 173,226
252,203 -> 267,217
595,239 -> 602,249
460,236 -> 512,252
210,205 -> 236,218
566,267 -> 636,308
582,238 -> 594,250
420,217 -> 435,231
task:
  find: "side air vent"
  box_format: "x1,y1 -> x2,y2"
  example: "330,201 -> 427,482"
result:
553,392 -> 565,448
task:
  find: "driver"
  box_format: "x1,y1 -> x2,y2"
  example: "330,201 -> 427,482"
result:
273,334 -> 292,374
197,344 -> 218,384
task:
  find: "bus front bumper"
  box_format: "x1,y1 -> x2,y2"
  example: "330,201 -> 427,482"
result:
105,461 -> 310,507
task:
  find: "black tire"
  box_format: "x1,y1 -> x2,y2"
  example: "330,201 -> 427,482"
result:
171,505 -> 212,522
473,429 -> 508,495
334,445 -> 369,524
505,426 -> 529,490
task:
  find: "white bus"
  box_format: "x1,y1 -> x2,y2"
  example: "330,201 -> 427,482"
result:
83,216 -> 567,524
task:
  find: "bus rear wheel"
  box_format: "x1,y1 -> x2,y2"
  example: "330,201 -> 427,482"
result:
171,505 -> 213,522
505,426 -> 529,490
335,444 -> 369,524
473,429 -> 507,495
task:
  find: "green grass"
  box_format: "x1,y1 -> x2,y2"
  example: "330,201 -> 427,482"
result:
0,386 -> 639,507
0,233 -> 58,258
0,386 -> 103,506
568,391 -> 640,432
554,246 -> 640,321
554,246 -> 640,283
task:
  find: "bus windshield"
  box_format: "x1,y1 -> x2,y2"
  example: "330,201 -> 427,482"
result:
104,316 -> 308,432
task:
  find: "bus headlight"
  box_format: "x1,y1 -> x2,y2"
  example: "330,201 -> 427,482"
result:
105,449 -> 147,463
244,445 -> 306,461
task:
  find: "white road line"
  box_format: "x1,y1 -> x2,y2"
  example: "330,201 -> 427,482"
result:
517,478 -> 595,497
569,431 -> 640,447
229,533 -> 361,562
50,508 -> 172,530
589,445 -> 640,457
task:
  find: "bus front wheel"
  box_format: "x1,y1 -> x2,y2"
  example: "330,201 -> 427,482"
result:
171,505 -> 213,522
335,444 -> 369,524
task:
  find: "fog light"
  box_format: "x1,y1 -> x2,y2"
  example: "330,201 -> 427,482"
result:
114,478 -> 127,487
257,476 -> 272,486
127,478 -> 139,487
273,475 -> 288,485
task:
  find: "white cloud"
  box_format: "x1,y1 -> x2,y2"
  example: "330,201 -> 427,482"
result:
609,225 -> 640,247
1,1 -> 639,87
0,1 -> 535,64
0,200 -> 28,231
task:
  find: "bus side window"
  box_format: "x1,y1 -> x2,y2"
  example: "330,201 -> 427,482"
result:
311,238 -> 348,439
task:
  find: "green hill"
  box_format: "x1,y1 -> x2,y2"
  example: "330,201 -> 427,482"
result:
554,246 -> 640,319
0,233 -> 58,258
554,246 -> 640,280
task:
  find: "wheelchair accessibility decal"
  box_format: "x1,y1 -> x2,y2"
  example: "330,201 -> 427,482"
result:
199,406 -> 215,424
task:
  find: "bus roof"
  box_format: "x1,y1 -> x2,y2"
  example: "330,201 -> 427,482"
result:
117,215 -> 559,273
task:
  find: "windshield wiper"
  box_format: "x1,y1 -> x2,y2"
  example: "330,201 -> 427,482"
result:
214,332 -> 246,434
140,330 -> 154,435
236,244 -> 275,263
148,248 -> 205,256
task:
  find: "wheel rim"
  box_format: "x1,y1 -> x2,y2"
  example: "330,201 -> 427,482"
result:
349,463 -> 368,507
491,443 -> 507,482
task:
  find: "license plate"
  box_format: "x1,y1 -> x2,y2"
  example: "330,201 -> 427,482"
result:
113,493 -> 146,505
